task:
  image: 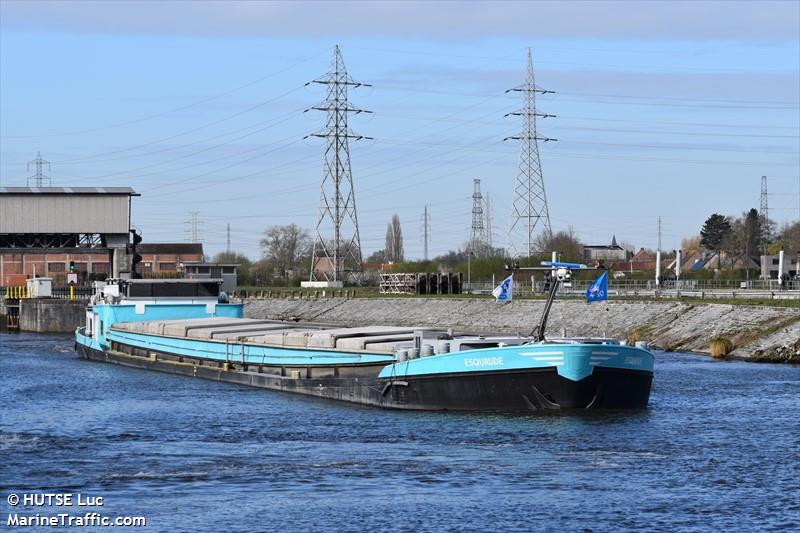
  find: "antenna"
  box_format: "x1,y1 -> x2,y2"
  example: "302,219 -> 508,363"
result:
505,48 -> 556,258
306,45 -> 371,283
421,205 -> 431,261
26,152 -> 52,187
470,178 -> 489,253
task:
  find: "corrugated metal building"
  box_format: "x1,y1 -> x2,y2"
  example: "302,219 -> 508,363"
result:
0,187 -> 139,285
0,187 -> 133,234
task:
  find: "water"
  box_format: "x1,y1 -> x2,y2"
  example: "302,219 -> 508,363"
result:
1,333 -> 798,532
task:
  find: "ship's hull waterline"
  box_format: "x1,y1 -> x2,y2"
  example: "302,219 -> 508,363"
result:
75,335 -> 653,411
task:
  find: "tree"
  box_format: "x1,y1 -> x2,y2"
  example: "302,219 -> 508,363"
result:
681,235 -> 703,252
384,214 -> 404,262
534,226 -> 584,262
365,249 -> 387,264
742,208 -> 763,259
770,221 -> 800,255
260,224 -> 311,278
212,251 -> 253,286
700,213 -> 732,252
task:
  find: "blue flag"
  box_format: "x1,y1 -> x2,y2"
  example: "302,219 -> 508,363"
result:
492,275 -> 513,302
586,271 -> 608,303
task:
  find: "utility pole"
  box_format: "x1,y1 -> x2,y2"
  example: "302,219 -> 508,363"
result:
658,216 -> 662,252
26,152 -> 52,187
655,216 -> 662,289
760,175 -> 769,255
470,178 -> 488,253
421,205 -> 430,261
226,223 -> 231,254
306,45 -> 371,284
505,48 -> 556,258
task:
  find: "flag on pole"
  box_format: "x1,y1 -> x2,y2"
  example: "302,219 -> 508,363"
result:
586,271 -> 608,303
492,274 -> 514,302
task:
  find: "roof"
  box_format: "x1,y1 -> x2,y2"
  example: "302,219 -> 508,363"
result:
0,186 -> 139,196
584,244 -> 625,250
138,243 -> 204,254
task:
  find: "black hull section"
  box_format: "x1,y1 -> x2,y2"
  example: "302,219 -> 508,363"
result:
76,343 -> 652,411
385,368 -> 652,410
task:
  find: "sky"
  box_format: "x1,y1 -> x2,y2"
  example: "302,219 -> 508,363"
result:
1,0 -> 798,260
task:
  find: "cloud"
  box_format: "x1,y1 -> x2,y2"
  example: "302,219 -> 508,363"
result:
2,0 -> 798,42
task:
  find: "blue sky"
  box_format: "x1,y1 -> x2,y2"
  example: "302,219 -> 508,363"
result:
1,0 -> 798,260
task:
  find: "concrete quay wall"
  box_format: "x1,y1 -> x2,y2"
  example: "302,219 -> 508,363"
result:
245,298 -> 800,362
18,299 -> 85,333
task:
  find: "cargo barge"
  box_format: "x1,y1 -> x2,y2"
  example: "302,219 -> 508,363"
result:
75,268 -> 654,411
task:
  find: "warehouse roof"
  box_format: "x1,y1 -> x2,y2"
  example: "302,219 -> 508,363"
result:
0,186 -> 139,195
138,243 -> 204,255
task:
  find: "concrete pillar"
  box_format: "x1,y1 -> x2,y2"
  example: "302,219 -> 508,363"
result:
675,250 -> 681,282
112,247 -> 127,278
778,250 -> 785,285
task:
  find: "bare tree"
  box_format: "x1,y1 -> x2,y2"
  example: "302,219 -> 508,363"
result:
260,224 -> 311,277
534,226 -> 583,262
385,214 -> 404,262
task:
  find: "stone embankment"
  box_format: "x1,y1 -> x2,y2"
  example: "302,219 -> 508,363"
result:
245,298 -> 800,363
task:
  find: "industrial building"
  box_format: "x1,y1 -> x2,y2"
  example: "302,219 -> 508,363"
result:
182,262 -> 238,292
0,187 -> 139,285
138,243 -> 204,275
0,187 -> 212,287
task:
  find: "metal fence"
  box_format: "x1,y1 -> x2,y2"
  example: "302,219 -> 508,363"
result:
0,285 -> 93,300
463,279 -> 800,300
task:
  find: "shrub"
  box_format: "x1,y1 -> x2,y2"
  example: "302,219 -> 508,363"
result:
709,337 -> 733,358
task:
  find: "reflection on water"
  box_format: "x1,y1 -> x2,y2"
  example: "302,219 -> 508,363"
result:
2,333 -> 799,531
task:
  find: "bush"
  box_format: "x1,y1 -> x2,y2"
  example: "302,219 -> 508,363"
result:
709,336 -> 733,358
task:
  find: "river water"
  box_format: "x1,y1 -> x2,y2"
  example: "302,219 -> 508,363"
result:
1,333 -> 798,532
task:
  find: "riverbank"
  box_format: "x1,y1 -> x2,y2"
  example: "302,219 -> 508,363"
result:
245,298 -> 800,363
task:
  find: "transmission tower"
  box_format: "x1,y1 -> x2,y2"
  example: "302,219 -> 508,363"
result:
306,45 -> 371,283
185,212 -> 202,243
470,178 -> 489,251
421,205 -> 431,261
760,175 -> 768,222
26,152 -> 52,187
226,223 -> 231,253
504,48 -> 556,258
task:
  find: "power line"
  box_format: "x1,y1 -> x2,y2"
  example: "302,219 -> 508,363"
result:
6,53 -> 323,140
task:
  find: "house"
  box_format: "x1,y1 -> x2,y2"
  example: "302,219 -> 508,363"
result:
583,235 -> 630,263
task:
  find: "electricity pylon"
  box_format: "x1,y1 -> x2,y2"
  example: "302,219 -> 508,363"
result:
505,49 -> 556,258
306,45 -> 371,283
